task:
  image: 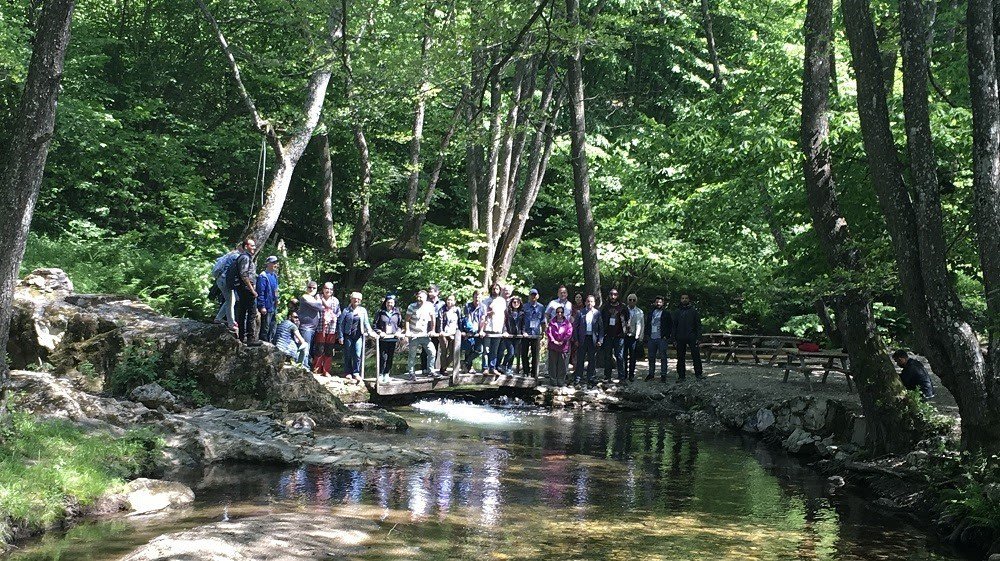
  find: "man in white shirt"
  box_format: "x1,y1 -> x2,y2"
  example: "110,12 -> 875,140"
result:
623,293 -> 645,383
405,290 -> 438,380
545,285 -> 574,324
482,284 -> 507,376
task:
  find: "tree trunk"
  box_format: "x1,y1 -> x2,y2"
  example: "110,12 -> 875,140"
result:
482,75 -> 503,286
901,0 -> 1000,451
700,0 -> 724,92
0,0 -> 75,418
566,0 -> 602,302
802,0 -> 925,454
967,0 -> 1000,449
317,132 -> 337,251
242,68 -> 332,246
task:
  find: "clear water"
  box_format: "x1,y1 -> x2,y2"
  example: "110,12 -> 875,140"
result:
6,400 -> 961,560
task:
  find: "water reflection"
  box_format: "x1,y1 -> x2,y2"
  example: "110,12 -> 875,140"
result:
7,404 -> 961,561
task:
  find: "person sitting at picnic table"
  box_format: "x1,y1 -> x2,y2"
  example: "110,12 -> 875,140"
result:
892,350 -> 935,400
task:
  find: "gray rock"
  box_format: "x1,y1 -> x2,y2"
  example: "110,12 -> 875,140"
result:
124,478 -> 195,515
783,427 -> 817,455
129,383 -> 181,412
119,513 -> 375,561
744,408 -> 775,433
7,268 -> 344,423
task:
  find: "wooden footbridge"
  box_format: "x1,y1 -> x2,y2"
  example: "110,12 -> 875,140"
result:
359,333 -> 547,396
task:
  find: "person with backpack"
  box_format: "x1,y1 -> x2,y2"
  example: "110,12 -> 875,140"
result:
211,244 -> 240,330
228,238 -> 259,345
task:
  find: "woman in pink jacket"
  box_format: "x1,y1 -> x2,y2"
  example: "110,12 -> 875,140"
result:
546,306 -> 574,386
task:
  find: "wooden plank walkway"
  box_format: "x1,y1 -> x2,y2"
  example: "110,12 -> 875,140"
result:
365,372 -> 542,396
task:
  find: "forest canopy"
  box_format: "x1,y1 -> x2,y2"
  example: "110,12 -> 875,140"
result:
0,0 -> 984,345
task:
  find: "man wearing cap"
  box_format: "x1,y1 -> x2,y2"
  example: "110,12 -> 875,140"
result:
522,289 -> 545,378
256,256 -> 280,343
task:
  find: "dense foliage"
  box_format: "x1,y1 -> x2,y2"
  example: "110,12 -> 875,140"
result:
1,0 -> 984,345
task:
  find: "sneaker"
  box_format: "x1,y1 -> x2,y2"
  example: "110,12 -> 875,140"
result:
405,372 -> 416,382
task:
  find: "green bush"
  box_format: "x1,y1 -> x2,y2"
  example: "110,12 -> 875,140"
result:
0,411 -> 162,543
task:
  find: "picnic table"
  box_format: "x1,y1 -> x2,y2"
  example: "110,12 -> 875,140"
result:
701,333 -> 807,366
782,348 -> 852,392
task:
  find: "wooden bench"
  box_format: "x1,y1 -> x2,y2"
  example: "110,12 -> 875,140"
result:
782,349 -> 853,392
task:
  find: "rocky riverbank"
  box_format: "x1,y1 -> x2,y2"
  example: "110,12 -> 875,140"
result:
531,364 -> 998,558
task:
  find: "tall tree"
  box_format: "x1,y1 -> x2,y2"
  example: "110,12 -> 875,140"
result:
967,0 -> 1000,419
801,0 -> 925,453
566,0 -> 602,301
0,0 -> 76,418
195,0 -> 337,249
843,0 -> 1000,451
700,0 -> 724,92
317,132 -> 337,251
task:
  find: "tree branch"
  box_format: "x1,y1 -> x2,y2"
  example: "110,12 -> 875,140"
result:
194,0 -> 284,158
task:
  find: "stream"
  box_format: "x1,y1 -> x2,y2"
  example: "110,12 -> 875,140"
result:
6,399 -> 962,560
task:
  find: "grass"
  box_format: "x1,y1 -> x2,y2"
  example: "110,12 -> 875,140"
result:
0,411 -> 161,543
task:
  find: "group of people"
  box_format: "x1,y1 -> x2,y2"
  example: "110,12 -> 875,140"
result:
210,240 -> 707,388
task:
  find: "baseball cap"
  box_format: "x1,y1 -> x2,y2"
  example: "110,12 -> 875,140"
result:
265,255 -> 279,264
528,288 -> 539,295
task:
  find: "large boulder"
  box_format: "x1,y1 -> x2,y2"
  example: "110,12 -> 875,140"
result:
123,478 -> 195,515
119,513 -> 375,561
7,268 -> 342,423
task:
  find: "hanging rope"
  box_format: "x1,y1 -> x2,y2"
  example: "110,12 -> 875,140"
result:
245,137 -> 268,232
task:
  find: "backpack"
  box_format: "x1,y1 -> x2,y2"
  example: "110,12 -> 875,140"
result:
226,253 -> 249,290
212,251 -> 238,280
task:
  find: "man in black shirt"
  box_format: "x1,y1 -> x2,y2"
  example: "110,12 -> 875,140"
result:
892,350 -> 935,400
673,294 -> 703,381
228,238 -> 259,345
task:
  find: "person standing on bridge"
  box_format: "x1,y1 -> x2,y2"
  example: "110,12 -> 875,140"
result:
337,291 -> 374,383
374,294 -> 402,383
482,284 -> 507,378
522,288 -> 545,378
546,306 -> 573,386
574,295 -> 604,387
673,293 -> 704,381
437,294 -> 462,376
462,290 -> 486,374
405,290 -> 438,381
502,295 -> 525,376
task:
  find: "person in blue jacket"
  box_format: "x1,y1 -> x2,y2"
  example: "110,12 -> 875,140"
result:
256,256 -> 280,343
573,295 -> 604,387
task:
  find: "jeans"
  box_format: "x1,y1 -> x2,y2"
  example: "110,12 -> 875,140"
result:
623,336 -> 640,380
547,349 -> 569,385
408,336 -> 436,376
299,326 -> 316,370
676,339 -> 703,379
648,338 -> 668,379
214,282 -> 235,327
500,339 -> 520,372
379,339 -> 397,375
604,336 -> 625,380
259,310 -> 276,343
462,335 -> 482,371
576,335 -> 599,383
521,337 -> 540,377
485,334 -> 503,371
234,288 -> 258,343
343,335 -> 364,375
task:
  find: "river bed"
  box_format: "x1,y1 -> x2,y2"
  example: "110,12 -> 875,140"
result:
6,399 -> 962,560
